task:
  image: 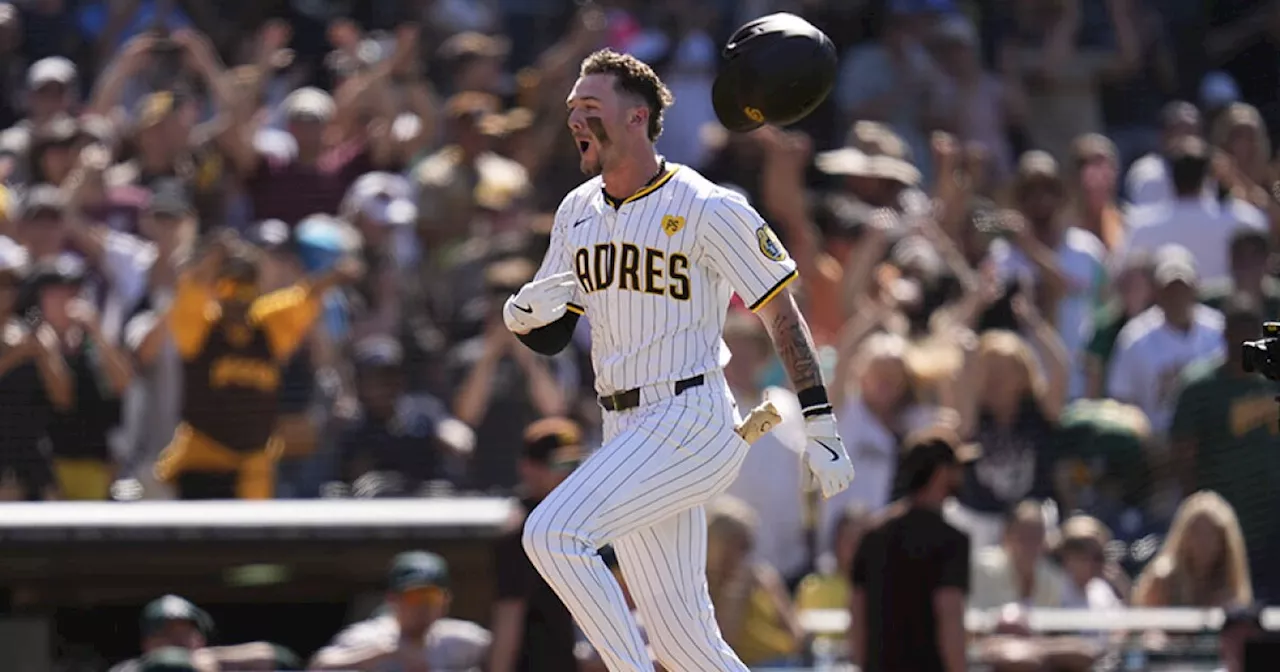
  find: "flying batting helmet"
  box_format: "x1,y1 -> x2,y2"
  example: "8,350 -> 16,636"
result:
711,13 -> 838,133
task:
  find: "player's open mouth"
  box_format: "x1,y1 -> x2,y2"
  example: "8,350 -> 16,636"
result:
577,138 -> 591,153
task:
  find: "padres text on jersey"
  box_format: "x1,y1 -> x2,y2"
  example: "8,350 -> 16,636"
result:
535,163 -> 799,395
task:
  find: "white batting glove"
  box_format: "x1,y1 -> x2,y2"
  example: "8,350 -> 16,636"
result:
802,414 -> 855,498
503,271 -> 579,334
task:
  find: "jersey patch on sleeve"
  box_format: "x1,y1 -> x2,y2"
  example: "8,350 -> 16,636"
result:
756,226 -> 787,262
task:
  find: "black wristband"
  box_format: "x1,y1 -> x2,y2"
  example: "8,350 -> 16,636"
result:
798,386 -> 833,418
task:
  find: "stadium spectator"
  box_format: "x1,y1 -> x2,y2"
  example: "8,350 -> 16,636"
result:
1134,491 -> 1254,608
954,305 -> 1067,549
970,499 -> 1069,610
1064,134 -> 1124,253
721,309 -> 810,583
154,231 -> 361,499
991,150 -> 1103,399
34,255 -> 133,500
851,427 -> 974,672
1200,229 -> 1280,319
310,550 -> 491,671
109,594 -> 287,672
1123,136 -> 1266,283
1107,245 -> 1225,437
705,495 -> 803,668
1055,515 -> 1125,610
338,334 -> 472,496
0,206 -> 71,501
1125,101 -> 1207,207
1171,295 -> 1280,600
1083,251 -> 1155,398
489,417 -> 583,672
827,331 -> 947,529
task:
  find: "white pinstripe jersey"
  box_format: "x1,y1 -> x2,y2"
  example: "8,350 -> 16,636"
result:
534,162 -> 799,396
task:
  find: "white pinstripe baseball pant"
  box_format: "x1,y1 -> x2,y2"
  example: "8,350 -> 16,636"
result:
522,370 -> 752,672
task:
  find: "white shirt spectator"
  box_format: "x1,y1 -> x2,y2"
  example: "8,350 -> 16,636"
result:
1122,198 -> 1266,283
1124,153 -> 1217,206
992,227 -> 1108,399
314,614 -> 490,672
1106,304 -> 1225,435
1062,577 -> 1123,610
725,386 -> 808,580
824,397 -> 943,553
969,546 -> 1068,610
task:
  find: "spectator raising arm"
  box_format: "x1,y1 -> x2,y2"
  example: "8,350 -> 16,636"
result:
1012,295 -> 1069,422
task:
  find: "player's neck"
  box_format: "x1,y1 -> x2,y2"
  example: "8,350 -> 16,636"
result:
602,149 -> 662,203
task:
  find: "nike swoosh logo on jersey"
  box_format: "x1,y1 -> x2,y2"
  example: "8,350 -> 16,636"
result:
572,217 -> 591,227
816,439 -> 840,462
514,304 -> 533,314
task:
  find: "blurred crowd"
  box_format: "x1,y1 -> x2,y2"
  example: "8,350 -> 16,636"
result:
4,0 -> 1280,669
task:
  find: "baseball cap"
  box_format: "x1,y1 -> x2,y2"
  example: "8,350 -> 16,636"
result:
146,179 -> 193,218
900,426 -> 981,490
1016,150 -> 1062,182
17,183 -> 67,220
353,334 -> 404,369
25,254 -> 86,291
27,56 -> 76,89
282,87 -> 336,123
140,595 -> 214,637
387,551 -> 450,592
246,219 -> 294,254
343,172 -> 418,227
1152,244 -> 1199,288
523,417 -> 585,470
817,122 -> 921,186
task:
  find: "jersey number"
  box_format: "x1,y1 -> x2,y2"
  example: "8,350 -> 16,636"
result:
574,243 -> 691,301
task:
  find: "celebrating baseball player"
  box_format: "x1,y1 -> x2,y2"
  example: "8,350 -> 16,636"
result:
502,32 -> 852,672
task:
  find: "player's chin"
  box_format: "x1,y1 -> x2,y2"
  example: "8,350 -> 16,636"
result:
579,154 -> 602,176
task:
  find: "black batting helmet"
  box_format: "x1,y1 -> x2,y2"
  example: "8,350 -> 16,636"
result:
711,13 -> 838,133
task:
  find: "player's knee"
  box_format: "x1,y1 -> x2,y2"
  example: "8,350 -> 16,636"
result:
521,504 -> 569,568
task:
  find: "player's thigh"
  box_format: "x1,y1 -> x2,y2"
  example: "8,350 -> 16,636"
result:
531,400 -> 748,544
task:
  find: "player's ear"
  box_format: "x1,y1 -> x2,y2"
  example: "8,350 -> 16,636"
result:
630,106 -> 648,129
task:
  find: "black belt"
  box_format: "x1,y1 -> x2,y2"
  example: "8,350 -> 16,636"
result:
598,375 -> 705,412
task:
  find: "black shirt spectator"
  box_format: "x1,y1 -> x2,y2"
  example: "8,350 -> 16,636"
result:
853,430 -> 974,672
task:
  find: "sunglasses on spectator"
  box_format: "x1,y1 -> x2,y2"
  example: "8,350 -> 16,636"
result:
398,586 -> 447,606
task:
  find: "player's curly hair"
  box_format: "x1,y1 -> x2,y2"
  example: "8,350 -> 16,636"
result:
580,49 -> 674,143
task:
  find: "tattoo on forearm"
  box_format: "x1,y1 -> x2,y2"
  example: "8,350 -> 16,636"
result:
768,302 -> 824,391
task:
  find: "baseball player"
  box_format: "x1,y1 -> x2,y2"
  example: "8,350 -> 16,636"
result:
503,49 -> 855,672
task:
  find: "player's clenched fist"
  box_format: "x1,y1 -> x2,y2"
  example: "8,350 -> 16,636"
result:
503,272 -> 579,334
802,414 -> 855,498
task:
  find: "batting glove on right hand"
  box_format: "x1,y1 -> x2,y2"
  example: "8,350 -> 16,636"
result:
503,271 -> 579,334
802,414 -> 855,498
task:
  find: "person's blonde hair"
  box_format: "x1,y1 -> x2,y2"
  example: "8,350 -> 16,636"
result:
708,495 -> 759,550
852,332 -> 921,404
1211,103 -> 1272,171
1138,491 -> 1253,606
978,329 -> 1046,400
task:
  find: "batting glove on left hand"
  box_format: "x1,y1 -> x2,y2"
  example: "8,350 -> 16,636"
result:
802,414 -> 855,498
503,271 -> 579,334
